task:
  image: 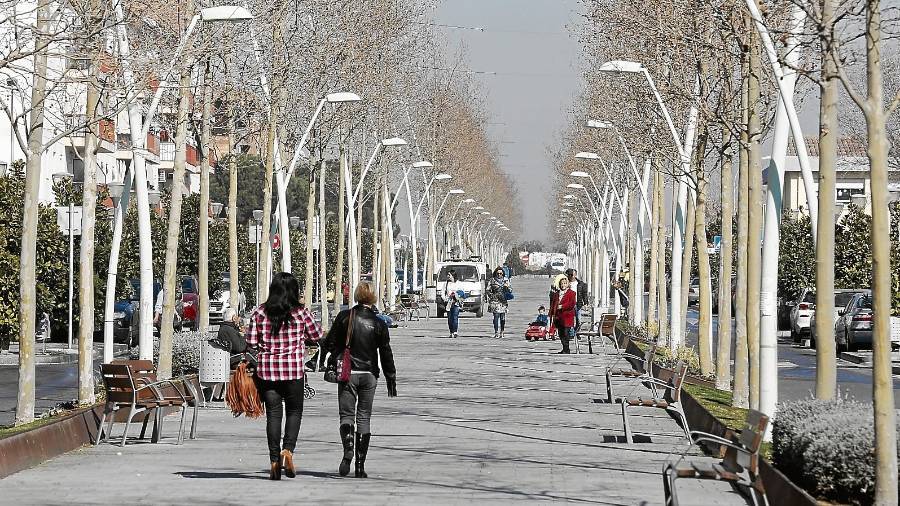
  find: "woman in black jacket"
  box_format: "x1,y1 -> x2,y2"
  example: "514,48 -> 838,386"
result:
323,281 -> 397,478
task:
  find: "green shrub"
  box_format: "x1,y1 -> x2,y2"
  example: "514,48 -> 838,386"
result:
773,397 -> 900,505
129,331 -> 205,376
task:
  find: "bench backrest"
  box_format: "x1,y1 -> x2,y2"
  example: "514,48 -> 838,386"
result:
643,342 -> 657,371
670,361 -> 688,403
100,364 -> 138,405
600,314 -> 617,335
727,409 -> 769,474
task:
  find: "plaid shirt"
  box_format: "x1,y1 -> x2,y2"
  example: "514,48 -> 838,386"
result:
247,305 -> 323,381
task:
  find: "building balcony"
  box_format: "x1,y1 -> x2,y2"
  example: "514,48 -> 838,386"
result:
115,132 -> 162,164
61,115 -> 116,153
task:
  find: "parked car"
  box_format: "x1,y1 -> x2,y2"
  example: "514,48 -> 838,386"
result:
808,289 -> 868,348
777,290 -> 800,331
209,273 -> 246,324
789,288 -> 817,342
688,277 -> 700,307
179,275 -> 200,330
833,293 -> 900,351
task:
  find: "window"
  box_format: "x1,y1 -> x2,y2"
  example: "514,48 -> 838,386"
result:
836,183 -> 865,203
438,265 -> 479,282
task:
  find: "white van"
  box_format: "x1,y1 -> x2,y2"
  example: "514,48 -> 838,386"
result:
434,260 -> 487,318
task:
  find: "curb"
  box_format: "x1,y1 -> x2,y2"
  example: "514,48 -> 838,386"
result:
839,352 -> 900,374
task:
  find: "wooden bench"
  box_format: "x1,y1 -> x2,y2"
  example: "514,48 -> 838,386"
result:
605,340 -> 659,403
382,298 -> 409,326
95,363 -> 187,447
614,361 -> 690,444
110,360 -> 200,440
663,410 -> 770,506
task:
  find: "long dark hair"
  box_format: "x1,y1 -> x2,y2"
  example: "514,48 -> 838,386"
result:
263,272 -> 301,336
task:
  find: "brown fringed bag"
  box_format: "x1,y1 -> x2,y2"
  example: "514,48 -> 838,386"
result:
226,361 -> 264,419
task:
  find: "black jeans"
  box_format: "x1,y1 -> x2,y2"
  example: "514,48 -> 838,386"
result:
255,377 -> 305,463
338,373 -> 377,434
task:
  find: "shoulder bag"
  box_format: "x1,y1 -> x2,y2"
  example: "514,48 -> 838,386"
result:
324,309 -> 354,383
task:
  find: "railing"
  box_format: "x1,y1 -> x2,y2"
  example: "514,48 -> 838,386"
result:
117,133 -> 161,156
64,115 -> 116,144
160,142 -> 175,162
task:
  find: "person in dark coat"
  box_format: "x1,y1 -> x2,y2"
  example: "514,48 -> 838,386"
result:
217,309 -> 253,367
323,281 -> 397,478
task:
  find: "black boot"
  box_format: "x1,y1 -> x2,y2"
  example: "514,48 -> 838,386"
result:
339,424 -> 354,476
355,433 -> 370,478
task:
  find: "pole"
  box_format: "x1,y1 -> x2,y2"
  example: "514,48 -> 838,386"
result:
255,222 -> 260,305
67,201 -> 74,350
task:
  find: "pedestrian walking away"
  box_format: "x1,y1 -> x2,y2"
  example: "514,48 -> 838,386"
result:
487,266 -> 511,338
246,272 -> 323,480
443,270 -> 462,338
323,281 -> 397,478
554,277 -> 577,354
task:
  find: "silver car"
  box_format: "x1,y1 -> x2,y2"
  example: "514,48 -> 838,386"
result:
808,289 -> 868,348
789,288 -> 816,342
835,293 -> 876,351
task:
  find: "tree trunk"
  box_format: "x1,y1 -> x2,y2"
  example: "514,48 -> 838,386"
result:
694,132 -> 713,377
334,145 -> 347,315
862,2 -> 899,500
733,32 -> 751,408
815,0 -> 838,400
259,106 -> 276,303
77,64 -> 100,404
198,60 -> 212,333
747,31 -> 763,411
303,154 -> 316,306
655,170 -> 669,343
158,72 -> 191,380
227,109 -> 239,312
16,5 -> 49,425
647,165 -> 659,332
716,130 -> 735,390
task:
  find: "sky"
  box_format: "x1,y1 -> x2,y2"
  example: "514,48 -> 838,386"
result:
432,0 -> 583,243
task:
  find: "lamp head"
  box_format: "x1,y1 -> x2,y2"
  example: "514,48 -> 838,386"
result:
325,92 -> 362,103
434,173 -> 452,180
473,206 -> 484,210
381,137 -> 407,147
449,189 -> 465,195
563,194 -> 577,199
200,5 -> 254,22
210,202 -> 224,217
574,152 -> 599,160
587,120 -> 613,129
598,60 -> 643,73
107,182 -> 125,199
570,171 -> 591,178
463,198 -> 475,203
480,211 -> 491,215
567,183 -> 585,189
252,209 -> 263,221
412,160 -> 433,168
52,171 -> 74,182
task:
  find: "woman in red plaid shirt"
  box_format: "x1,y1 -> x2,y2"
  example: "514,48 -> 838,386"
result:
247,272 -> 323,480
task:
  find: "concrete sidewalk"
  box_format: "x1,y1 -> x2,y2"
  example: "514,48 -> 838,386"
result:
1,278 -> 747,505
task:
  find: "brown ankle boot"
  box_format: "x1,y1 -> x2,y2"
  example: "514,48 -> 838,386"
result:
280,449 -> 295,478
270,460 -> 282,480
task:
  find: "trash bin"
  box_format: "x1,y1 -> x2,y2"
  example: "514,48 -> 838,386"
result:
200,340 -> 230,384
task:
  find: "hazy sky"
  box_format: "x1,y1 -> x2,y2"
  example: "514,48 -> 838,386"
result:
433,0 -> 583,242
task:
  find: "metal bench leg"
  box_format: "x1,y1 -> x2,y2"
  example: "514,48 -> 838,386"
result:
95,406 -> 110,445
121,407 -> 137,447
177,405 -> 187,444
605,370 -> 613,403
139,413 -> 151,440
669,403 -> 690,440
621,402 -> 633,444
662,463 -> 679,506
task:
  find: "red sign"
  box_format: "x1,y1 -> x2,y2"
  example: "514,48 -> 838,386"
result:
272,233 -> 281,250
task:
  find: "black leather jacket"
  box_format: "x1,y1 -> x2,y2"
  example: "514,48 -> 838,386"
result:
323,305 -> 396,379
217,321 -> 247,353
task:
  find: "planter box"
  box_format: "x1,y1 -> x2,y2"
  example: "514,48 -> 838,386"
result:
0,405 -> 103,479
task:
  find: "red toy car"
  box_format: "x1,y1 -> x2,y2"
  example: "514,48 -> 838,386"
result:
525,323 -> 550,341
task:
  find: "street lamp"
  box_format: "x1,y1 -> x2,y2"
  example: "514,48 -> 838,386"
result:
210,201 -> 224,219
252,210 -> 263,304
109,3 -> 253,361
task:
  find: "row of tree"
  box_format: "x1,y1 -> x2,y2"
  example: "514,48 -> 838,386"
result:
553,0 -> 899,500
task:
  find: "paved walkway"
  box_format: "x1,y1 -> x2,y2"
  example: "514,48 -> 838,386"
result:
1,278 -> 747,505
